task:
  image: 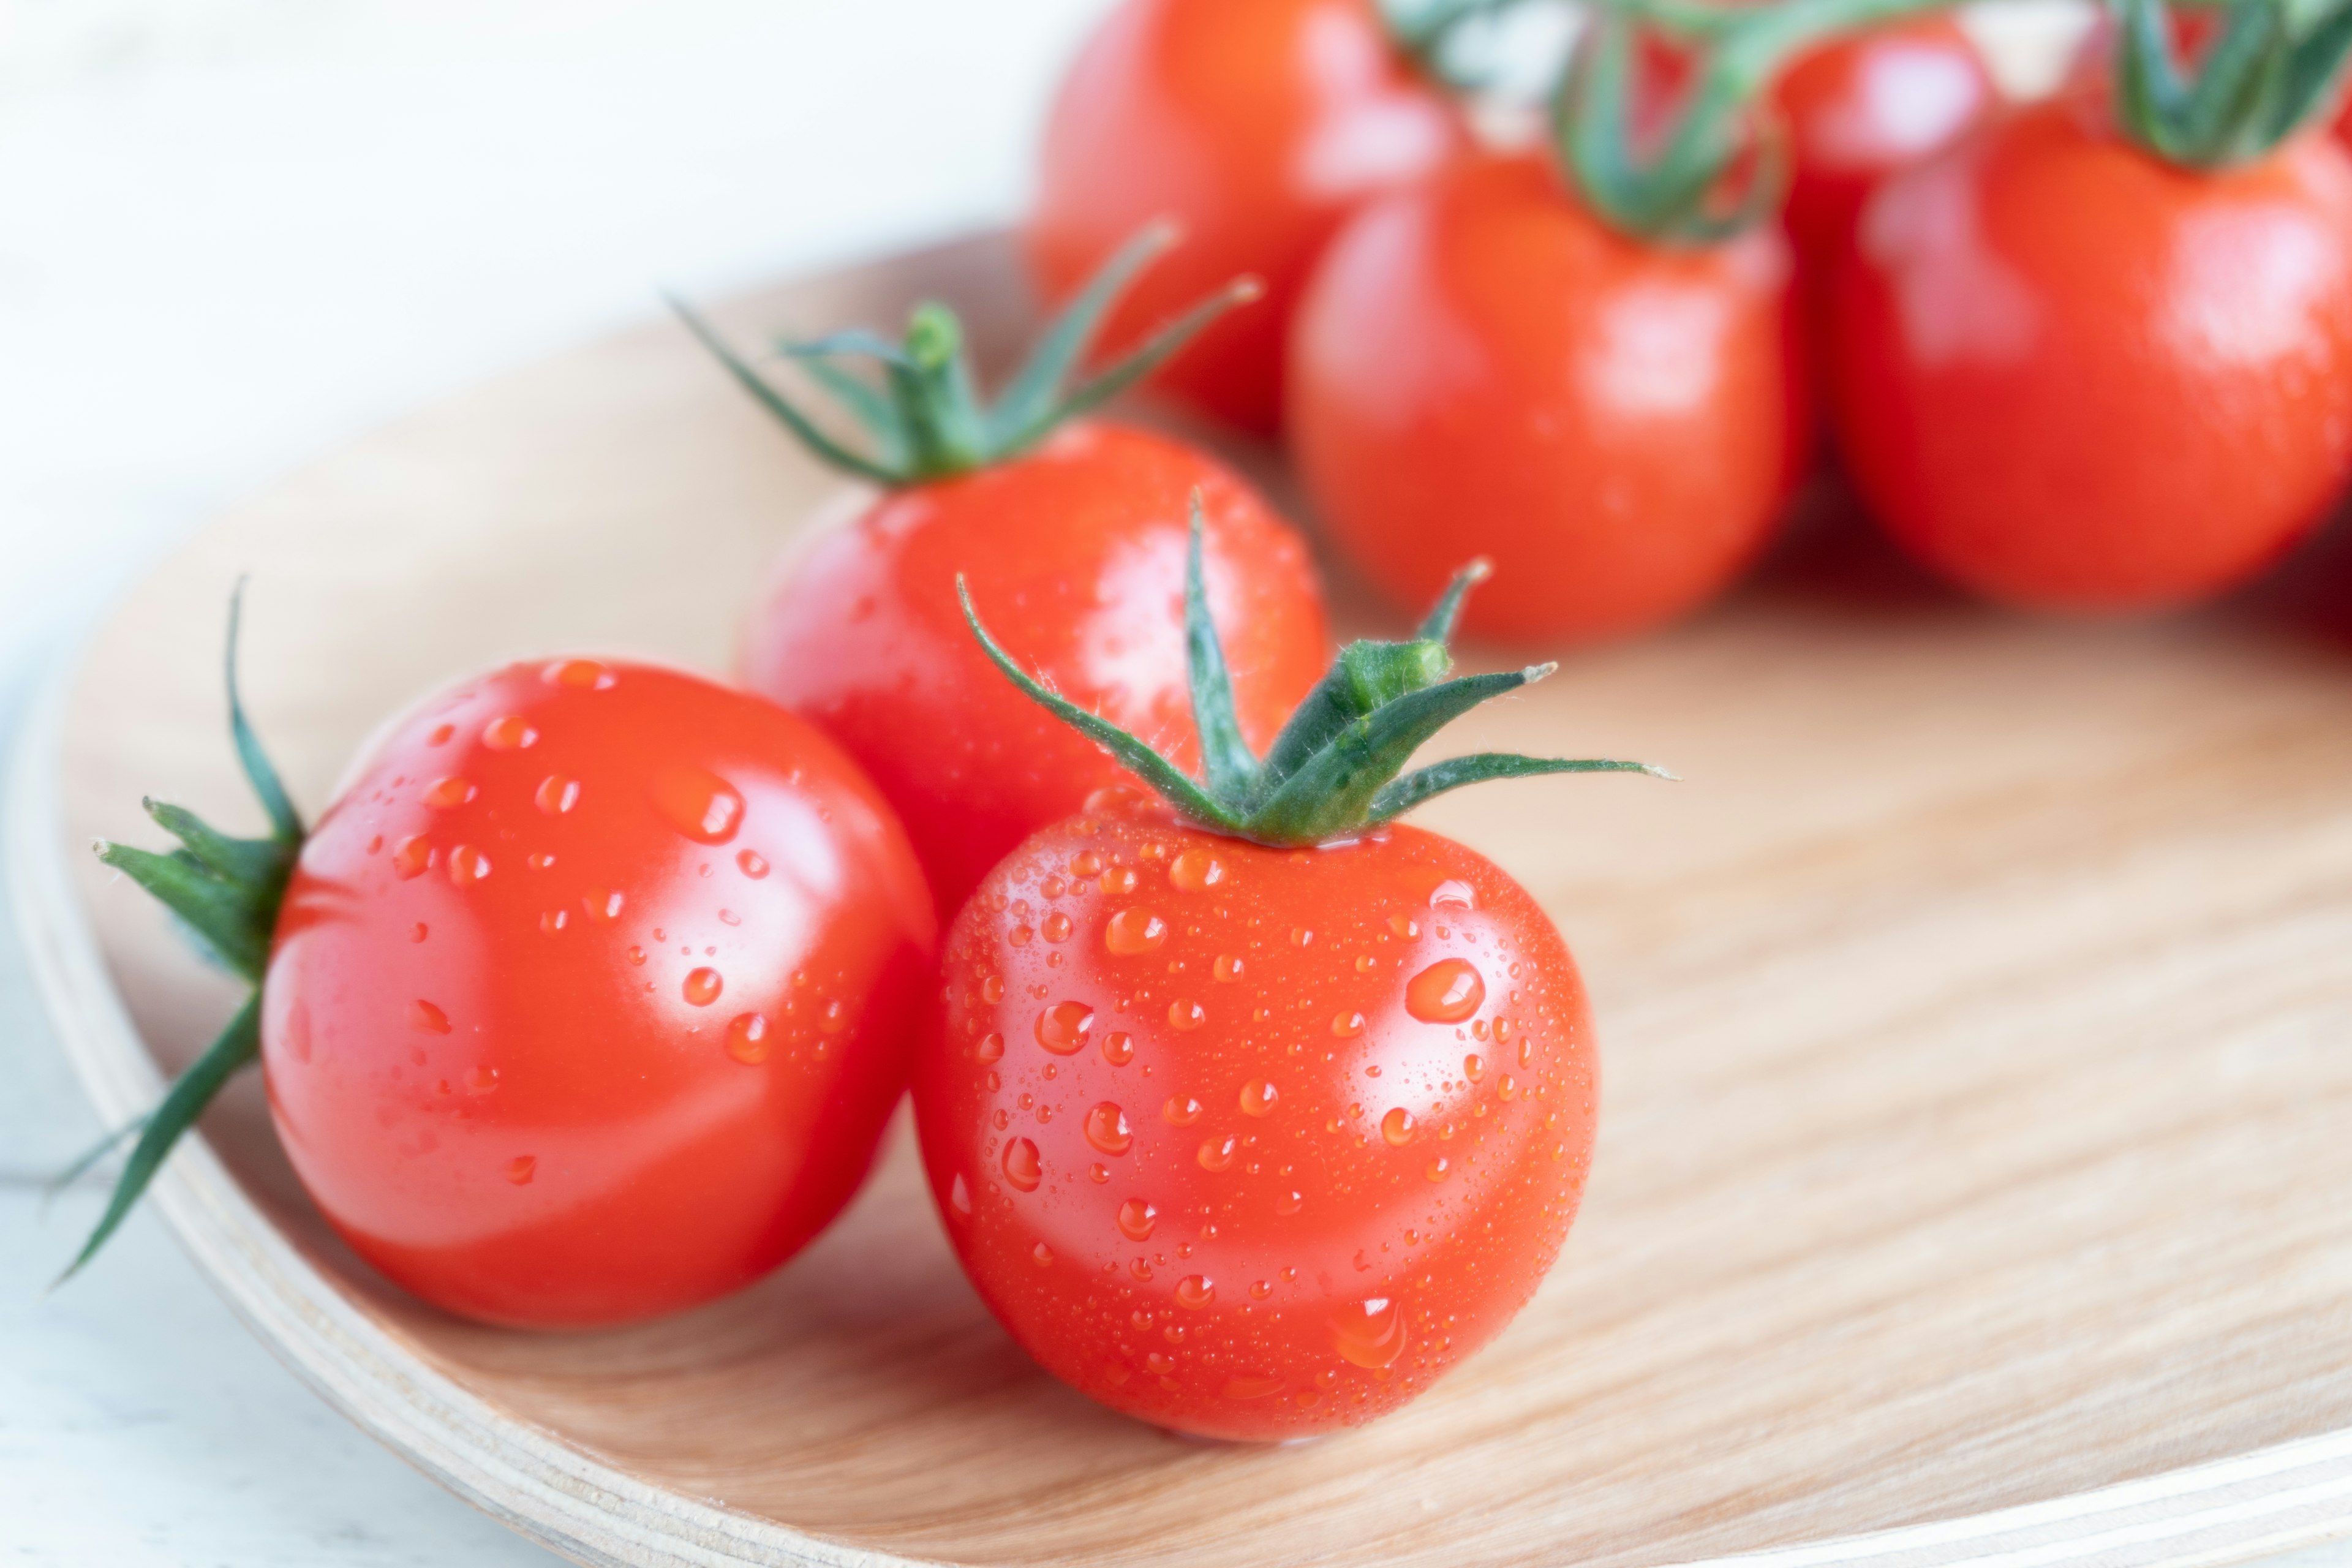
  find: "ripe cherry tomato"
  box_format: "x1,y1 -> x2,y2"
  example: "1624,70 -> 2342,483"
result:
742,423 -> 1330,914
1288,153 -> 1803,644
261,658 -> 935,1326
916,809 -> 1596,1439
1027,0 -> 1469,435
1828,99 -> 2352,609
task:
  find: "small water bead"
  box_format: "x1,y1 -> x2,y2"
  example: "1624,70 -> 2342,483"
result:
427,723 -> 454,746
424,776 -> 475,810
582,889 -> 625,921
1425,1156 -> 1451,1182
1331,1011 -> 1365,1038
718,908 -> 741,927
444,845 -> 491,884
410,1000 -> 451,1035
1104,908 -> 1168,955
392,835 -> 433,880
540,910 -> 568,935
1070,850 -> 1104,878
949,1174 -> 973,1218
1084,1102 -> 1134,1155
1275,1189 -> 1305,1216
1168,848 -> 1224,892
737,849 -> 769,879
727,1013 -> 771,1064
1463,1053 -> 1486,1082
543,658 -> 617,690
1089,1163 -> 1110,1183
1163,1095 -> 1203,1126
1167,998 -> 1207,1032
1197,1134 -> 1237,1172
505,1156 -> 537,1186
1002,1137 -> 1042,1192
651,764 -> 745,845
626,945 -> 646,966
1406,958 -> 1486,1024
981,974 -> 1005,1004
1008,925 -> 1034,948
533,775 -> 581,815
1036,1000 -> 1095,1054
467,1065 -> 499,1093
1118,1199 -> 1158,1240
409,922 -> 429,943
1033,1242 -> 1055,1267
682,968 -> 725,1007
1291,927 -> 1315,947
1175,1275 -> 1216,1310
1248,1280 -> 1273,1301
1099,1030 -> 1136,1067
1213,954 -> 1245,983
1101,864 -> 1139,895
527,852 -> 556,872
1042,911 -> 1074,943
482,715 -> 538,750
1240,1079 -> 1279,1117
976,1033 -> 1006,1065
1388,914 -> 1420,939
1428,880 -> 1476,911
1332,1297 -> 1409,1370
1381,1107 -> 1418,1147
1498,1076 -> 1519,1101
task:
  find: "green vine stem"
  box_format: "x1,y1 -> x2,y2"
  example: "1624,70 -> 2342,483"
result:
671,221 -> 1262,487
56,587 -> 301,1283
960,494 -> 1672,849
1558,0 -> 1964,244
2111,0 -> 2352,167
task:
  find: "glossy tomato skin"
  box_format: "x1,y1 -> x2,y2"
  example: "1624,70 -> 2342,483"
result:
1289,154 -> 1803,646
262,659 -> 935,1328
1829,100 -> 2352,609
1027,0 -> 1469,435
742,422 -> 1330,916
913,809 -> 1597,1441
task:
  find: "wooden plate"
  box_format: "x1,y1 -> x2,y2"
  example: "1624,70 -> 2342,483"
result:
15,232 -> 2352,1568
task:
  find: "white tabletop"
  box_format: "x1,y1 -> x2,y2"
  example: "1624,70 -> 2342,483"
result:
4,2 -> 2347,1564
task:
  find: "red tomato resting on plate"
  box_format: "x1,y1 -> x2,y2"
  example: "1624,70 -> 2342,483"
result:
1830,1 -> 2352,610
676,230 -> 1330,915
1028,0 -> 1469,435
75,615 -> 933,1329
916,528 -> 1667,1438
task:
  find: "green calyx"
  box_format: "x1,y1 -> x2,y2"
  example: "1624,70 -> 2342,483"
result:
1559,0 -> 1961,245
960,498 -> 1672,849
2112,0 -> 2352,168
671,221 -> 1261,487
60,587 -> 299,1283
1379,0 -> 1518,89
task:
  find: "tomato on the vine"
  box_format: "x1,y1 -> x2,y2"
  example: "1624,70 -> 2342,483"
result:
1027,0 -> 1469,435
915,535 -> 1664,1438
1829,11 -> 2352,610
80,631 -> 935,1329
678,230 -> 1331,915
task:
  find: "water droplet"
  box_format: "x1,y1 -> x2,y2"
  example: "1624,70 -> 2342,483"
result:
1104,907 -> 1167,955
1175,1275 -> 1216,1310
949,1173 -> 973,1217
1035,1000 -> 1094,1055
1070,851 -> 1104,878
582,889 -> 624,921
1406,958 -> 1486,1024
683,968 -> 724,1007
1213,954 -> 1245,982
527,852 -> 556,871
651,764 -> 745,844
1167,998 -> 1206,1032
1463,1052 -> 1486,1082
543,658 -> 617,690
1042,911 -> 1074,943
1084,1102 -> 1133,1155
1382,1107 -> 1417,1147
1426,1156 -> 1451,1181
1118,1198 -> 1158,1240
736,849 -> 770,879
539,910 -> 568,935
1276,1189 -> 1304,1215
1429,879 -> 1476,910
466,1065 -> 498,1093
1498,1075 -> 1518,1101
504,1155 -> 537,1186
1099,1030 -> 1135,1066
1240,1079 -> 1278,1117
718,908 -> 741,927
1168,848 -> 1224,892
423,776 -> 475,810
1002,1137 -> 1042,1192
410,1000 -> 451,1035
535,775 -> 581,815
392,835 -> 433,880
1088,1162 -> 1110,1183
1389,914 -> 1420,938
726,1013 -> 771,1063
1332,1297 -> 1409,1370
1224,1373 -> 1283,1400
1291,926 -> 1315,947
1008,925 -> 1034,948
1197,1134 -> 1237,1172
409,922 -> 429,943
1101,865 -> 1138,895
427,723 -> 454,746
1332,1011 -> 1365,1038
981,974 -> 1005,1004
976,1032 -> 1005,1065
1163,1095 -> 1202,1126
1032,1242 -> 1055,1267
447,845 -> 491,884
482,715 -> 538,750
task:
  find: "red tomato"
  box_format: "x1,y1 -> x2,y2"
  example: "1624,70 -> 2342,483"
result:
914,808 -> 1595,1440
1027,0 -> 1468,435
1287,153 -> 1803,644
262,658 -> 935,1327
1828,99 -> 2352,609
742,422 -> 1330,916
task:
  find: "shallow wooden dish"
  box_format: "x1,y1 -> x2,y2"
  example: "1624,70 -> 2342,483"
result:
15,232 -> 2352,1568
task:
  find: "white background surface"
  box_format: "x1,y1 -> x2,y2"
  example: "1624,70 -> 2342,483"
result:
2,2 -> 2348,1565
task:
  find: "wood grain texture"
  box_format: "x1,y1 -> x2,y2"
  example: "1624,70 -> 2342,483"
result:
21,231 -> 2352,1568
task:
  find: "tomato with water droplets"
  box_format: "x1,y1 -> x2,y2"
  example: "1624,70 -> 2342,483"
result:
262,660 -> 934,1326
913,807 -> 1597,1440
742,423 -> 1329,913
